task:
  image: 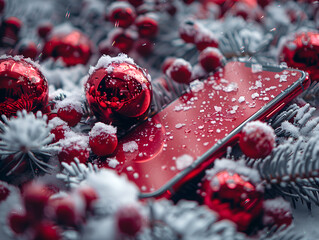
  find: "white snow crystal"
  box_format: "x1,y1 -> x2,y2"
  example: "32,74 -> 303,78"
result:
123,141 -> 138,153
190,79 -> 204,92
176,154 -> 194,170
89,122 -> 117,138
251,64 -> 263,73
238,96 -> 245,103
107,158 -> 119,169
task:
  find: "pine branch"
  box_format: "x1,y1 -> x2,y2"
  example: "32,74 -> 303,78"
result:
56,158 -> 99,188
138,200 -> 246,240
247,136 -> 319,206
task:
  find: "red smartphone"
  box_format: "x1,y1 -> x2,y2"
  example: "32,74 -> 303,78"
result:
109,61 -> 309,198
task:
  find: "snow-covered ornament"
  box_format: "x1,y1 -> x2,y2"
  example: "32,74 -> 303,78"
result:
166,58 -> 193,84
279,31 -> 319,81
0,110 -> 58,181
85,54 -> 152,125
42,26 -> 92,66
202,159 -> 264,232
239,121 -> 276,159
0,56 -> 49,118
0,17 -> 22,47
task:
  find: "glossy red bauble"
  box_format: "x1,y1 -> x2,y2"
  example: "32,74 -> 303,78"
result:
89,122 -> 118,156
108,2 -> 136,28
42,29 -> 92,66
116,205 -> 144,236
50,197 -> 78,227
37,23 -> 53,39
195,31 -> 218,51
239,121 -> 275,159
179,20 -> 198,44
0,57 -> 49,118
279,32 -> 319,81
85,55 -> 152,124
203,170 -> 264,232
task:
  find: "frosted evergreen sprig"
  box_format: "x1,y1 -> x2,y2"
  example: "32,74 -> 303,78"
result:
56,158 -> 99,188
247,136 -> 319,206
270,103 -> 319,138
139,200 -> 246,240
0,110 -> 59,177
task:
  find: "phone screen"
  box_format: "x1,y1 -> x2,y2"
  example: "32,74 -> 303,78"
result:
108,61 -> 308,198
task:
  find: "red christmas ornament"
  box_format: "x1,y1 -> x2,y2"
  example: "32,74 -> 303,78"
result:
0,56 -> 49,118
8,211 -> 30,234
279,32 -> 319,81
135,16 -> 158,38
108,2 -> 136,28
239,121 -> 275,159
85,55 -> 152,124
56,101 -> 83,127
42,29 -> 92,66
203,170 -> 264,232
109,29 -> 135,53
0,17 -> 22,47
116,205 -> 144,236
89,122 -> 118,156
0,182 -> 9,202
166,58 -> 192,84
199,47 -> 225,72
23,182 -> 51,221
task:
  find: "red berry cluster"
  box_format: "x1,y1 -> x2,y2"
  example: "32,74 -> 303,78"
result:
102,1 -> 159,57
8,182 -> 98,240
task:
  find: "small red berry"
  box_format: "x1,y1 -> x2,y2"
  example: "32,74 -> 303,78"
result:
76,185 -> 99,211
50,125 -> 70,143
58,133 -> 90,164
161,57 -> 176,74
8,211 -> 29,234
0,0 -> 5,14
135,38 -> 154,56
135,16 -> 158,38
16,41 -> 38,59
56,101 -> 83,127
108,2 -> 136,28
199,47 -> 225,72
166,58 -> 192,84
51,197 -> 78,227
239,121 -> 276,159
98,39 -> 120,56
195,31 -> 218,51
263,198 -> 293,228
116,205 -> 144,236
0,183 -> 10,202
37,23 -> 53,39
32,222 -> 61,240
89,122 -> 118,156
179,20 -> 198,44
109,29 -> 135,53
128,0 -> 144,7
23,182 -> 51,221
